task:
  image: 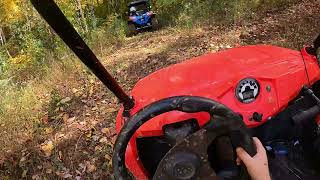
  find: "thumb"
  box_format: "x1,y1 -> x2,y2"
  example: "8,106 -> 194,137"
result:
236,147 -> 253,166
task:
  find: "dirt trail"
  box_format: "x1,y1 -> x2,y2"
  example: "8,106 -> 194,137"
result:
1,0 -> 319,179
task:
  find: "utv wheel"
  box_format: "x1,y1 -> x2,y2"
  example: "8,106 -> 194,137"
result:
151,18 -> 159,30
127,24 -> 136,37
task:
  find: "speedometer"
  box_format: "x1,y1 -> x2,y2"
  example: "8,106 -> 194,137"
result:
236,78 -> 260,103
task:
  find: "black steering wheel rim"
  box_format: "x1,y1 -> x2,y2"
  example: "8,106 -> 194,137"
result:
112,96 -> 256,180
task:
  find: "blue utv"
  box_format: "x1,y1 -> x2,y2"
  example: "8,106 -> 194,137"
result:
127,0 -> 158,36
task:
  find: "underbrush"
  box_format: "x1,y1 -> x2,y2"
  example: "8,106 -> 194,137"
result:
157,0 -> 299,27
0,58 -> 88,156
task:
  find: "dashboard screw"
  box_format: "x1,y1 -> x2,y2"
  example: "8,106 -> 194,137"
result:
266,85 -> 271,92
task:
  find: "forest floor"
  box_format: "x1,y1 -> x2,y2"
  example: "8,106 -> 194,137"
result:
1,0 -> 320,179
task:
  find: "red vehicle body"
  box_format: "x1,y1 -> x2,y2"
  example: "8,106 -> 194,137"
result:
115,45 -> 320,179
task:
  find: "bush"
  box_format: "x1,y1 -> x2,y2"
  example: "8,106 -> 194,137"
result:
156,0 -> 298,27
89,15 -> 127,53
0,81 -> 42,154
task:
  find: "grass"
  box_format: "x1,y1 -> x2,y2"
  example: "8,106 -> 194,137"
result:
0,83 -> 41,154
0,58 -> 88,157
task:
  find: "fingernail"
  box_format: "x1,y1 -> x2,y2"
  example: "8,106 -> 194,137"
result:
236,148 -> 242,153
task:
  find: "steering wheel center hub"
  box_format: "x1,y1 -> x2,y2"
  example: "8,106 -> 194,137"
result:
164,152 -> 200,180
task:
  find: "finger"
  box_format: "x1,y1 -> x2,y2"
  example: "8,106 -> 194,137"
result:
236,157 -> 241,165
236,147 -> 253,165
253,137 -> 266,154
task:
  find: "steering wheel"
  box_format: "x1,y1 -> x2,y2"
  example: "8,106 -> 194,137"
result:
112,96 -> 256,180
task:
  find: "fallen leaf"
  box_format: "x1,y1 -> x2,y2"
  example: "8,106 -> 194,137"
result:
32,175 -> 40,180
22,170 -> 27,178
58,151 -> 63,161
104,154 -> 111,161
60,97 -> 71,104
101,128 -> 110,134
86,132 -> 92,138
99,137 -> 108,144
67,117 -> 76,124
92,135 -> 100,142
44,127 -> 53,134
95,145 -> 103,152
86,163 -> 96,173
63,114 -> 69,123
63,173 -> 72,178
111,136 -> 117,145
79,163 -> 86,173
46,168 -> 53,174
57,133 -> 65,139
42,115 -> 49,124
89,86 -> 94,97
109,128 -> 117,136
41,141 -> 54,157
106,108 -> 117,113
20,156 -> 26,162
72,88 -> 78,93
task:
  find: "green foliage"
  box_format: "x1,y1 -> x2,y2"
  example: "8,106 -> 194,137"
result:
156,0 -> 298,27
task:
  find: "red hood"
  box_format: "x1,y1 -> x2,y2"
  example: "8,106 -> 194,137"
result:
131,45 -> 307,112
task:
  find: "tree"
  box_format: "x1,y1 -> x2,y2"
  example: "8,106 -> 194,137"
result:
75,0 -> 89,33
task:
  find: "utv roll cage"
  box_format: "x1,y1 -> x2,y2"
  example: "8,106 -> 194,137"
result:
128,0 -> 149,7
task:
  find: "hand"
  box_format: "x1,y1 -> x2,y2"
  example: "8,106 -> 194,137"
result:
236,137 -> 271,180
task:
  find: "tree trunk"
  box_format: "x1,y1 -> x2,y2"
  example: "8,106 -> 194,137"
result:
76,0 -> 89,33
0,27 -> 5,45
90,0 -> 97,28
0,27 -> 12,58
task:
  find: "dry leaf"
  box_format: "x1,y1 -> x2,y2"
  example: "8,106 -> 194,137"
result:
22,170 -> 27,178
32,175 -> 40,180
44,127 -> 53,134
111,136 -> 117,145
20,156 -> 26,162
99,137 -> 108,144
101,128 -> 110,134
89,86 -> 94,97
41,141 -> 54,157
63,173 -> 72,178
46,168 -> 53,174
92,135 -> 100,142
86,163 -> 96,173
106,108 -> 117,113
57,133 -> 65,140
63,114 -> 69,123
58,151 -> 63,161
72,88 -> 78,93
42,115 -> 49,124
67,117 -> 76,124
60,97 -> 71,104
95,145 -> 103,152
104,154 -> 111,161
109,128 -> 117,136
